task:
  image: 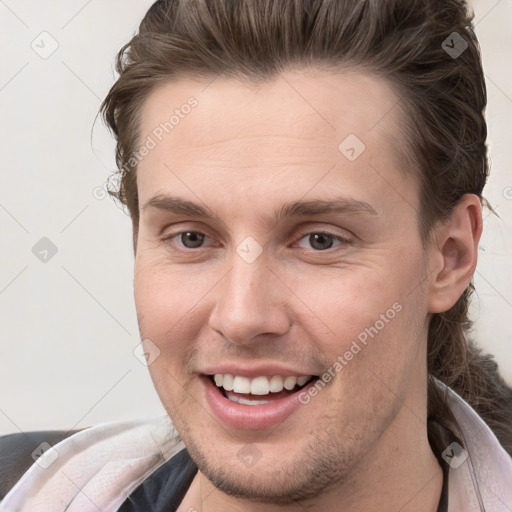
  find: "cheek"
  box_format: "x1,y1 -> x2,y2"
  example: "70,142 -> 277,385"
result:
134,248 -> 212,317
285,257 -> 426,385
288,267 -> 408,341
133,256 -> 207,363
133,258 -> 204,414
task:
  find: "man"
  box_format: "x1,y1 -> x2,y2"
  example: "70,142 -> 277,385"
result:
1,0 -> 511,510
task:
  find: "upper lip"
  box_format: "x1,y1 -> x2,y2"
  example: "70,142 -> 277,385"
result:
200,363 -> 317,379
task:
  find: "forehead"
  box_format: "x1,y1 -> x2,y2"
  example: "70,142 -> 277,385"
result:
139,68 -> 402,151
136,68 -> 417,221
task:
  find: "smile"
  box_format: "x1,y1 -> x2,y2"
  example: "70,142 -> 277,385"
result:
201,373 -> 320,429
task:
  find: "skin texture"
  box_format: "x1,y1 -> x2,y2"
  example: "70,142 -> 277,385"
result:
132,68 -> 482,511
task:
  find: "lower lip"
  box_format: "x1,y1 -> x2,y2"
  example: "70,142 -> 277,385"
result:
201,375 -> 317,430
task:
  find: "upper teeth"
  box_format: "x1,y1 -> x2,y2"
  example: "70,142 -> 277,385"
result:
213,374 -> 312,395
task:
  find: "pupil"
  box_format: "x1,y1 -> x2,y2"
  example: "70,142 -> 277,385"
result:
182,232 -> 204,248
310,233 -> 333,250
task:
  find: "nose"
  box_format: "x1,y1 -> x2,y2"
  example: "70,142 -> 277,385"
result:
208,254 -> 292,346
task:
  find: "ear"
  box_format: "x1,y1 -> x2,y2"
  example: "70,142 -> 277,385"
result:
427,194 -> 483,314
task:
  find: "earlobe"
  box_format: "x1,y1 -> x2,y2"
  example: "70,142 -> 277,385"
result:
427,194 -> 483,314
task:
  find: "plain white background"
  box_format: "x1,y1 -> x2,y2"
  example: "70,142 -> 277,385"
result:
1,0 -> 511,434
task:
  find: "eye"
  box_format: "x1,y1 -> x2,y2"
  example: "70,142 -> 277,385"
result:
161,229 -> 351,253
164,231 -> 210,249
296,232 -> 350,251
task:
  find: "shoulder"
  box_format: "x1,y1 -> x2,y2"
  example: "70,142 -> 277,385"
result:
0,429 -> 83,499
0,416 -> 183,511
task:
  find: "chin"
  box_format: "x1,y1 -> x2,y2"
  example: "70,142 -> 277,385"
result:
181,426 -> 354,505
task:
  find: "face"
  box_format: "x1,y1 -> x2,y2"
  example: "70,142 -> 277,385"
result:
133,68 -> 433,503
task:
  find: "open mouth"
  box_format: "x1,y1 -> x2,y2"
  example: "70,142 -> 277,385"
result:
207,374 -> 319,405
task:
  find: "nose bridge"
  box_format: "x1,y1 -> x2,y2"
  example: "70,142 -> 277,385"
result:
209,246 -> 290,344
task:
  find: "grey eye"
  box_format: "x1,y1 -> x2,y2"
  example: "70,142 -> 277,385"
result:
309,233 -> 334,250
298,233 -> 338,251
179,232 -> 205,248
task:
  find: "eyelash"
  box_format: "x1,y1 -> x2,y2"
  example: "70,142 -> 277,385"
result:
160,229 -> 351,253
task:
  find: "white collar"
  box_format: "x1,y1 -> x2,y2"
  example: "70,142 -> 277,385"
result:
0,415 -> 184,511
433,377 -> 512,510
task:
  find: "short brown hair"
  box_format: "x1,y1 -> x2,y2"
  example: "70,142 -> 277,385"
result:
100,0 -> 512,453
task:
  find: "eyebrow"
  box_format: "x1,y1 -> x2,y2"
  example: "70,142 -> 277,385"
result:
141,194 -> 378,225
